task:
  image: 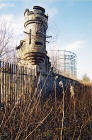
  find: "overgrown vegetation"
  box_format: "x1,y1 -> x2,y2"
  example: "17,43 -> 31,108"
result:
0,79 -> 92,140
82,74 -> 91,83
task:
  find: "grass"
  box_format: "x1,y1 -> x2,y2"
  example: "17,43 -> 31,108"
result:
0,78 -> 92,140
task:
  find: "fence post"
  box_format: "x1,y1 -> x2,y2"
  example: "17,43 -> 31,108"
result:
0,61 -> 1,107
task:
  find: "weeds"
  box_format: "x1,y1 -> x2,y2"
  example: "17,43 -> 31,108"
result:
0,77 -> 92,140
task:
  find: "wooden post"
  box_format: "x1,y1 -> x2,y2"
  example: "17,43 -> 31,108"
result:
0,61 -> 1,106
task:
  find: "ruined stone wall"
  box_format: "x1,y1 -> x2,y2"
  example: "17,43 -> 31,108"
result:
17,6 -> 51,74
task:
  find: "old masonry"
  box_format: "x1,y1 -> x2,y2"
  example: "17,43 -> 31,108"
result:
16,6 -> 77,95
16,6 -> 51,75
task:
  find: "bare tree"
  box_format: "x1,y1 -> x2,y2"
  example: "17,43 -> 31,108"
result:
0,19 -> 16,62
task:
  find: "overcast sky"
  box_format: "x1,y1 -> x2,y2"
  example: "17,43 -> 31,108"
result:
0,0 -> 92,80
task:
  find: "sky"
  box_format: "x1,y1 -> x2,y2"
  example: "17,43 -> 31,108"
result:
0,0 -> 92,80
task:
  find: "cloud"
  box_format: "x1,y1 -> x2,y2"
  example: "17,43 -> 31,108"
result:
47,8 -> 58,18
47,40 -> 86,52
47,0 -> 62,2
0,3 -> 6,9
0,14 -> 24,46
0,3 -> 15,9
66,40 -> 86,51
0,0 -> 16,1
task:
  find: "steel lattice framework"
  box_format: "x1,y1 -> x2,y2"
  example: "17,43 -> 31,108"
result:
47,50 -> 77,77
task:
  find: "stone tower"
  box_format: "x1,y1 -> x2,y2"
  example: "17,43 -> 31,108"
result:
16,6 -> 51,74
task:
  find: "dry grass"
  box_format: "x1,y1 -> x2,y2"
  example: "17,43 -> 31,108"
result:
0,79 -> 92,140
